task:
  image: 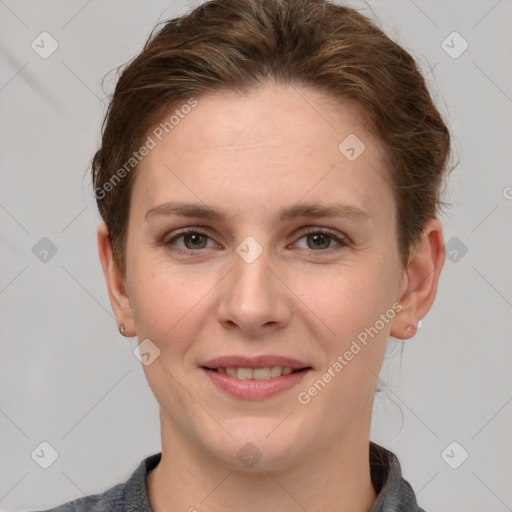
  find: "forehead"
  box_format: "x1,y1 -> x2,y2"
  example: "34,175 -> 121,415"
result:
132,83 -> 393,223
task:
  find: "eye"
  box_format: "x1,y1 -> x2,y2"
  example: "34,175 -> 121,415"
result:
293,228 -> 348,252
164,229 -> 216,255
163,227 -> 349,256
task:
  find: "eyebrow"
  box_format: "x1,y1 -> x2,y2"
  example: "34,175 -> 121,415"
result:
145,201 -> 370,224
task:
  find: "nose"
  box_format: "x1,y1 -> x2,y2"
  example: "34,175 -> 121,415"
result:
216,243 -> 291,337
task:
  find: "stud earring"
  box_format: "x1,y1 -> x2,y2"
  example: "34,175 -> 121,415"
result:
406,320 -> 422,333
119,323 -> 127,336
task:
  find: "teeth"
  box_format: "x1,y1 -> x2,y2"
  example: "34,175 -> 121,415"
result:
226,367 -> 237,378
237,367 -> 253,380
218,366 -> 298,380
270,366 -> 282,378
253,367 -> 270,380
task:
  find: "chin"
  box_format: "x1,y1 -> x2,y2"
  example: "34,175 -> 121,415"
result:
203,420 -> 308,472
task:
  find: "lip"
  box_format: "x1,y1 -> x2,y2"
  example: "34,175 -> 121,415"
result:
200,355 -> 313,400
202,367 -> 312,400
200,355 -> 311,370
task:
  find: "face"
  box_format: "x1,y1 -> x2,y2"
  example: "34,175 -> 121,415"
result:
114,82 -> 410,470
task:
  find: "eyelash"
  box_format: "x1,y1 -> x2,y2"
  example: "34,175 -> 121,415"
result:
163,227 -> 349,256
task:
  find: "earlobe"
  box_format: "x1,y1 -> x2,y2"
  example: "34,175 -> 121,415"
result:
97,222 -> 136,337
391,219 -> 445,340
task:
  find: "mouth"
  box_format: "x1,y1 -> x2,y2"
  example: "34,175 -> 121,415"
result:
201,366 -> 311,380
200,358 -> 313,400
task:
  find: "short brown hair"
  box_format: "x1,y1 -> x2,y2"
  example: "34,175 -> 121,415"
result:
91,0 -> 455,276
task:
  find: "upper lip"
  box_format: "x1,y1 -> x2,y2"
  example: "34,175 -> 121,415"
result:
201,355 -> 312,370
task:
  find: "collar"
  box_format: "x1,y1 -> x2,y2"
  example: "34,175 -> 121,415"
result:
368,441 -> 426,511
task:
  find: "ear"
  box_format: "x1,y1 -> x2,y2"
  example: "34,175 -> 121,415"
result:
390,218 -> 445,340
97,222 -> 136,337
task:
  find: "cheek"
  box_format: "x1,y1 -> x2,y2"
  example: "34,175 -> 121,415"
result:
128,253 -> 219,351
295,267 -> 394,423
295,258 -> 400,412
296,260 -> 397,345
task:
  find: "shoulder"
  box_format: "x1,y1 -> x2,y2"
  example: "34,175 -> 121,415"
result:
31,452 -> 162,512
34,482 -> 125,512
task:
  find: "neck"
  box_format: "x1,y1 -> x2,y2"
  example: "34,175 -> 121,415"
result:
147,407 -> 377,512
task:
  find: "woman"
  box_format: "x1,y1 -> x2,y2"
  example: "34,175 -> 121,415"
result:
39,0 -> 453,510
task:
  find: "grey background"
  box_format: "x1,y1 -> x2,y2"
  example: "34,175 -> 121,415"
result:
1,1 -> 511,511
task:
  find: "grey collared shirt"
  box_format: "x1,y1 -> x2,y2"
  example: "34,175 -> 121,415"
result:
35,442 -> 425,511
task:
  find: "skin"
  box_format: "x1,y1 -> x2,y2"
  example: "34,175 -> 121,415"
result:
98,81 -> 444,512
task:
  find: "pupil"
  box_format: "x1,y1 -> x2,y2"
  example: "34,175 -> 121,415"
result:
186,233 -> 205,249
310,233 -> 329,249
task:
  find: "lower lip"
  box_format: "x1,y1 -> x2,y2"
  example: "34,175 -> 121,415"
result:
202,368 -> 311,400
